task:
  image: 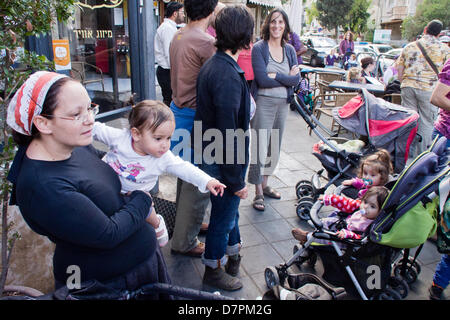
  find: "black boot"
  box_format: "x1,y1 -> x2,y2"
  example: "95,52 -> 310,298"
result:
225,254 -> 241,277
203,266 -> 243,291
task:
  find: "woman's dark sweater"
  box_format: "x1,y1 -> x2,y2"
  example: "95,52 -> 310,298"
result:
8,145 -> 154,284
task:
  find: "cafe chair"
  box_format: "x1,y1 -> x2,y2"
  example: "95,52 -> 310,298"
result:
71,61 -> 105,92
383,93 -> 402,105
318,71 -> 344,84
311,92 -> 358,136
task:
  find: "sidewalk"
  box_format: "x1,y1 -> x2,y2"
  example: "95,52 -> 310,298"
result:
98,88 -> 448,300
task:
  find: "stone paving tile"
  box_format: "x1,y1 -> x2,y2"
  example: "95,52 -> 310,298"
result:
269,199 -> 298,219
239,204 -> 283,224
240,243 -> 285,275
240,224 -> 267,248
270,239 -> 301,261
253,219 -> 296,243
275,168 -> 312,187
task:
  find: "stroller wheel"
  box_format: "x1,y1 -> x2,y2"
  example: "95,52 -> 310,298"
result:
393,266 -> 418,284
295,180 -> 315,199
393,257 -> 421,284
374,287 -> 403,300
388,276 -> 409,299
296,197 -> 314,220
264,266 -> 280,290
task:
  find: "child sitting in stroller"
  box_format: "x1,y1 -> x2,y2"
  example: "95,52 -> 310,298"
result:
342,149 -> 393,199
296,70 -> 314,111
292,149 -> 393,242
292,186 -> 389,243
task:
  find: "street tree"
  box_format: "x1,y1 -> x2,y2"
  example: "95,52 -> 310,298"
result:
346,0 -> 371,37
0,0 -> 75,296
315,0 -> 354,39
402,0 -> 450,41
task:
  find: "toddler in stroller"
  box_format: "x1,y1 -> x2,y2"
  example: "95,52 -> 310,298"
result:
292,186 -> 389,244
341,148 -> 393,198
265,136 -> 449,300
291,70 -> 314,111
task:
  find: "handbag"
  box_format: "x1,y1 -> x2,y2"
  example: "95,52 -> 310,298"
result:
416,40 -> 440,76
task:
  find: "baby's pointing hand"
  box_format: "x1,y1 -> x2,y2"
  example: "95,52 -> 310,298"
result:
207,179 -> 226,197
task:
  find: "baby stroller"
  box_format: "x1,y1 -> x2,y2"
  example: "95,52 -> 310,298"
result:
265,136 -> 449,300
291,92 -> 370,220
292,88 -> 418,220
290,70 -> 314,112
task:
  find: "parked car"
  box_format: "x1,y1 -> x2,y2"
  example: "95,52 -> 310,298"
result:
375,48 -> 402,78
301,37 -> 337,67
368,44 -> 393,55
384,48 -> 402,57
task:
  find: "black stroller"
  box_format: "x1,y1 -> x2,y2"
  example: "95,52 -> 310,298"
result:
264,136 -> 449,300
292,88 -> 419,220
1,279 -> 236,300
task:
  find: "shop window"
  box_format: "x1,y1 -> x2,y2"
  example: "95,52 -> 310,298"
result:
57,0 -> 132,111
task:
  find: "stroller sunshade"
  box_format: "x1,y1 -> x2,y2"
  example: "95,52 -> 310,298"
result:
332,89 -> 419,172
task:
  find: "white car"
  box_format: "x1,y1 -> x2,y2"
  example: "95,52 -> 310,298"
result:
368,44 -> 394,55
384,48 -> 402,57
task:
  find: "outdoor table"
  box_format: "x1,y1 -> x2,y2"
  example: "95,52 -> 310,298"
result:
299,66 -> 346,93
328,80 -> 385,96
299,66 -> 346,78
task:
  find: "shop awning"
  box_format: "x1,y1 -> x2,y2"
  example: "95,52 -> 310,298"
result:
248,0 -> 282,7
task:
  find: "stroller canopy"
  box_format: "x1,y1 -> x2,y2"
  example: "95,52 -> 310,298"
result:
332,89 -> 419,173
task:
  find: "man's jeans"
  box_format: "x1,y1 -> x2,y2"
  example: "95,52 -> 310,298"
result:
200,163 -> 244,269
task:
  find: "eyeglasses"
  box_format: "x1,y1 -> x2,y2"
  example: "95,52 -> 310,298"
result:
42,103 -> 99,123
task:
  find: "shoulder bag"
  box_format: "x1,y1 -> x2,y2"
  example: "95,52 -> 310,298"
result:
416,40 -> 440,76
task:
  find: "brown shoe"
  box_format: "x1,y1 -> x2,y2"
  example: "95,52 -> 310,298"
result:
171,242 -> 205,258
203,266 -> 243,291
225,254 -> 241,277
199,222 -> 209,234
292,228 -> 308,244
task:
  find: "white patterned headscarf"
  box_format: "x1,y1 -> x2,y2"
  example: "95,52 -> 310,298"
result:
7,71 -> 67,136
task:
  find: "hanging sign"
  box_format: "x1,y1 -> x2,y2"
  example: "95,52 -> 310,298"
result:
75,0 -> 123,10
52,39 -> 71,71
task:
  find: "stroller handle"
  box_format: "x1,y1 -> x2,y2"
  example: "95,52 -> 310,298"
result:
137,283 -> 236,300
310,200 -> 324,229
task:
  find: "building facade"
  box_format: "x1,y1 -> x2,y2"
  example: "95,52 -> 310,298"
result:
370,0 -> 423,45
